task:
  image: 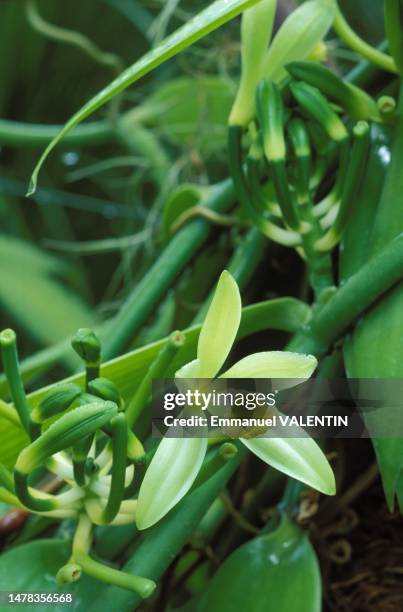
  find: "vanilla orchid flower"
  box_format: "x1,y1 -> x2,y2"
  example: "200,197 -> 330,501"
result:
136,271 -> 335,529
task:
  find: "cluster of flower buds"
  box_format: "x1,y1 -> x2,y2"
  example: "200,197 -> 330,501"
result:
0,327 -> 156,599
227,59 -> 389,264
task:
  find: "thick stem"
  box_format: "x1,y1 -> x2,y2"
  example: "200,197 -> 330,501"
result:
289,233 -> 403,356
0,119 -> 114,147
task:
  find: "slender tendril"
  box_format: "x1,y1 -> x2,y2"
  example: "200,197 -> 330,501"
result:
333,4 -> 397,74
26,0 -> 124,73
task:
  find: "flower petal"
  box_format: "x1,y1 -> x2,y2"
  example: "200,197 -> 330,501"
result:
229,0 -> 278,126
242,436 -> 335,495
197,271 -> 241,377
220,351 -> 317,382
262,0 -> 336,83
175,359 -> 201,379
136,437 -> 208,530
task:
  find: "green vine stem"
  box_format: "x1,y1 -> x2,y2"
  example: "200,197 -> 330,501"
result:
125,332 -> 185,427
102,180 -> 236,359
101,414 -> 128,524
0,119 -> 114,148
72,514 -> 156,598
0,330 -> 39,439
26,0 -> 124,74
333,5 -> 397,74
289,232 -> 403,356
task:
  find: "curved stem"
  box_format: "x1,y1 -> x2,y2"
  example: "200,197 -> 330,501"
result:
26,0 -> 123,73
102,414 -> 128,523
73,514 -> 155,598
333,5 -> 398,74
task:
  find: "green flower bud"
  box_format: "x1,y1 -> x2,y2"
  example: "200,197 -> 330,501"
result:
32,383 -> 82,423
289,81 -> 348,142
256,80 -> 286,162
16,401 -> 117,474
286,61 -> 380,121
87,377 -> 122,408
71,328 -> 101,366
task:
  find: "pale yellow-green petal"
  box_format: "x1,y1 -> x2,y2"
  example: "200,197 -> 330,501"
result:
197,271 -> 241,378
262,0 -> 336,83
136,437 -> 207,530
220,351 -> 317,381
242,436 -> 335,495
229,0 -> 278,126
175,359 -> 201,379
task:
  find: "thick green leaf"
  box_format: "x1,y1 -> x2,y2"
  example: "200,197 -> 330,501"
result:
0,539 -> 98,612
0,297 -> 311,467
28,0 -> 262,194
342,101 -> 403,509
198,515 -> 321,611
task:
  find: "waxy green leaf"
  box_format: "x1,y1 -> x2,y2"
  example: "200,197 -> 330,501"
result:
198,515 -> 321,612
0,539 -> 97,611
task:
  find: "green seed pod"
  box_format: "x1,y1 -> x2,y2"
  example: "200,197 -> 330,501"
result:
289,81 -> 348,143
71,328 -> 101,366
31,383 -> 82,423
16,401 -> 117,474
286,61 -> 380,121
87,377 -> 122,408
